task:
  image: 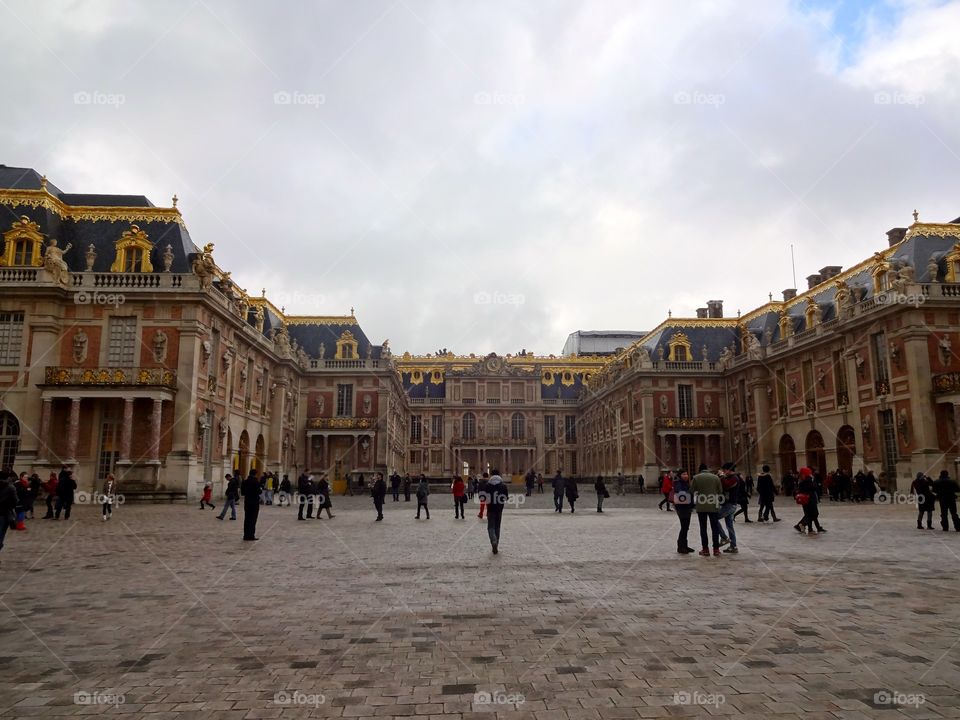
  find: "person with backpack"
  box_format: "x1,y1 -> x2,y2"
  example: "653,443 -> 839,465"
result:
658,472 -> 673,511
671,469 -> 695,554
486,469 -> 509,554
594,475 -> 609,513
691,464 -> 723,556
415,476 -> 430,519
218,474 -> 240,521
451,474 -> 467,519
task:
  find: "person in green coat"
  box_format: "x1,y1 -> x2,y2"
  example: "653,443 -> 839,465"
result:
691,464 -> 723,556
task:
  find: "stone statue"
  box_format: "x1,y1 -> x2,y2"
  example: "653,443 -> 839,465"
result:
191,243 -> 216,289
222,350 -> 233,373
363,394 -> 373,415
366,344 -> 373,360
939,335 -> 952,367
717,346 -> 733,370
253,305 -> 264,333
898,408 -> 910,445
152,330 -> 168,363
381,339 -> 391,357
43,238 -> 72,285
637,346 -> 651,364
318,342 -> 326,359
316,394 -> 325,414
701,344 -> 709,361
239,366 -> 247,386
656,346 -> 664,361
84,244 -> 97,271
659,394 -> 668,415
72,329 -> 88,364
704,394 -> 712,415
162,244 -> 174,272
813,303 -> 823,326
928,256 -> 940,282
274,323 -> 291,357
297,346 -> 308,368
201,340 -> 211,367
745,333 -> 762,360
861,414 -> 872,447
764,327 -> 773,344
218,416 -> 227,440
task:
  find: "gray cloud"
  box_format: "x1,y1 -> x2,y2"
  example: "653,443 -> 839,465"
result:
2,0 -> 958,354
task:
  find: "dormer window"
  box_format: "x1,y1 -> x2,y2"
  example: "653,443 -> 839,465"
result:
667,330 -> 692,361
110,225 -> 153,273
2,216 -> 44,267
335,330 -> 359,359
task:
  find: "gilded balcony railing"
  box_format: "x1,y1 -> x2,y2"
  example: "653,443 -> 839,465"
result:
44,366 -> 177,389
654,417 -> 724,430
307,417 -> 373,430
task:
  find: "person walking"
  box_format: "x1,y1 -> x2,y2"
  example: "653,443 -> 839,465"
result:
691,464 -> 723,557
910,472 -> 935,530
537,473 -> 544,494
477,473 -> 489,519
717,464 -> 741,553
264,473 -> 275,505
565,476 -> 579,513
403,473 -> 412,502
200,483 -> 215,510
297,473 -> 314,520
218,474 -> 239,520
616,472 -> 625,496
658,472 -> 673,511
756,465 -> 780,522
594,475 -> 609,513
13,474 -> 29,531
933,470 -> 960,532
486,469 -> 509,554
524,469 -> 535,497
552,470 -> 565,513
240,469 -> 261,541
415,476 -> 430,519
372,472 -> 387,521
733,471 -> 752,523
671,469 -> 695,554
315,474 -> 335,519
101,473 -> 117,521
390,471 -> 401,502
41,472 -> 57,519
278,474 -> 292,506
26,473 -> 40,519
795,467 -> 826,534
345,474 -> 354,497
452,475 -> 467,519
54,467 -> 76,520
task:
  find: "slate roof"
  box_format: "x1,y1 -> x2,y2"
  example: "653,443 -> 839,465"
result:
285,319 -> 382,361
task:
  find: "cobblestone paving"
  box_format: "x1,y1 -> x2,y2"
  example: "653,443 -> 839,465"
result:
0,491 -> 958,719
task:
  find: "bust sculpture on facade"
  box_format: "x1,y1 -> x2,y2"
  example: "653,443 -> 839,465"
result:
72,329 -> 88,364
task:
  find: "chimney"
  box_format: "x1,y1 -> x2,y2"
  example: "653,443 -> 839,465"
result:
696,308 -> 708,319
806,273 -> 822,290
782,288 -> 797,301
819,265 -> 842,281
886,227 -> 906,247
707,300 -> 723,318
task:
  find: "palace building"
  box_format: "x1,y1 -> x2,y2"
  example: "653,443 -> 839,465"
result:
1,164 -> 959,499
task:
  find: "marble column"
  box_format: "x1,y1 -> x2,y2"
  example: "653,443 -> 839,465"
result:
37,398 -> 53,462
118,397 -> 134,462
65,397 -> 81,462
148,398 -> 163,462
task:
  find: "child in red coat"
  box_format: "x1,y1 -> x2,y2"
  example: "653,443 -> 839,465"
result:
200,483 -> 215,510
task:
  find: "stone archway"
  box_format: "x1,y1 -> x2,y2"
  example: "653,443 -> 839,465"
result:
805,429 -> 826,477
778,434 -> 797,476
254,433 -> 265,473
238,430 -> 250,477
836,425 -> 856,474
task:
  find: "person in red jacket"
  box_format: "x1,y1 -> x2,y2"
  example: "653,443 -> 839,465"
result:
451,475 -> 467,519
200,483 -> 215,510
658,472 -> 674,511
41,472 -> 58,519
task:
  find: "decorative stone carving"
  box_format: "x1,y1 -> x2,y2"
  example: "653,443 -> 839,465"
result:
704,395 -> 712,415
318,342 -> 326,359
659,394 -> 668,415
239,366 -> 248,386
274,323 -> 291,357
939,335 -> 952,367
381,339 -> 391,357
363,394 -> 373,415
42,238 -> 72,285
162,244 -> 174,272
218,416 -> 227,440
898,408 -> 910,445
253,305 -> 264,333
222,350 -> 233,374
192,243 -> 217,290
201,340 -> 212,368
861,414 -> 872,448
85,243 -> 97,271
637,346 -> 651,365
152,330 -> 168,363
316,394 -> 325,414
854,352 -> 865,377
72,329 -> 88,364
928,256 -> 940,282
744,332 -> 762,360
701,344 -> 709,361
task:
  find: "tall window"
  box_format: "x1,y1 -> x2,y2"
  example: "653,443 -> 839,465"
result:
13,240 -> 35,266
0,312 -> 25,366
738,378 -> 748,421
872,332 -> 889,391
107,317 -> 137,366
776,368 -> 787,415
544,415 -> 556,443
96,403 -> 120,482
0,411 -> 19,469
124,247 -> 144,272
431,414 -> 443,441
511,413 -> 525,440
879,409 -> 898,476
677,384 -> 693,419
833,350 -> 848,404
336,384 -> 353,416
462,412 -> 476,440
410,415 -> 422,444
564,415 -> 577,443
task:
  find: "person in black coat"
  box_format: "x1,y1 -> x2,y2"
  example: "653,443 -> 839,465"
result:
794,467 -> 825,534
910,472 -> 936,530
552,471 -> 565,513
594,476 -> 608,513
315,474 -> 334,519
240,469 -> 261,541
565,476 -> 579,513
932,470 -> 960,532
372,473 -> 387,521
297,473 -> 314,520
217,474 -> 240,521
402,473 -> 412,502
390,472 -> 401,502
54,468 -> 77,520
755,466 -> 780,522
0,474 -> 17,563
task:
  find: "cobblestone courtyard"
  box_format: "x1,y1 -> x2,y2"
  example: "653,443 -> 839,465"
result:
0,492 -> 958,719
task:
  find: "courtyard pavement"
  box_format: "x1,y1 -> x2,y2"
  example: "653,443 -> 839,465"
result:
0,491 -> 958,719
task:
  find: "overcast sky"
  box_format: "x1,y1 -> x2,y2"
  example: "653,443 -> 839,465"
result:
3,0 -> 958,355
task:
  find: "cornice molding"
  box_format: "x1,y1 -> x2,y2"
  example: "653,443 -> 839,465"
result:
0,188 -> 184,226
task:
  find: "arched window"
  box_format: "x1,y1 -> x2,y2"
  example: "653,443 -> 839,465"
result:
0,411 -> 20,469
462,412 -> 476,440
511,413 -> 525,440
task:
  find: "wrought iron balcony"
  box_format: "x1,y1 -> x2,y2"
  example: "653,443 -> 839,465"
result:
307,417 -> 373,430
451,436 -> 536,447
44,366 -> 177,389
654,416 -> 724,430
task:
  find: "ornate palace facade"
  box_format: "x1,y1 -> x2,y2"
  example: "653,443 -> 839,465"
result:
1,165 -> 959,498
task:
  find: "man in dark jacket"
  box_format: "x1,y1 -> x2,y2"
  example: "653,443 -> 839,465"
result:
0,474 -> 17,563
297,473 -> 314,520
240,469 -> 261,541
552,471 -> 565,513
54,467 -> 77,520
486,469 -> 509,554
372,473 -> 387,521
933,470 -> 960,532
390,472 -> 401,502
755,465 -> 780,522
402,473 -> 412,502
217,474 -> 240,520
565,476 -> 579,513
